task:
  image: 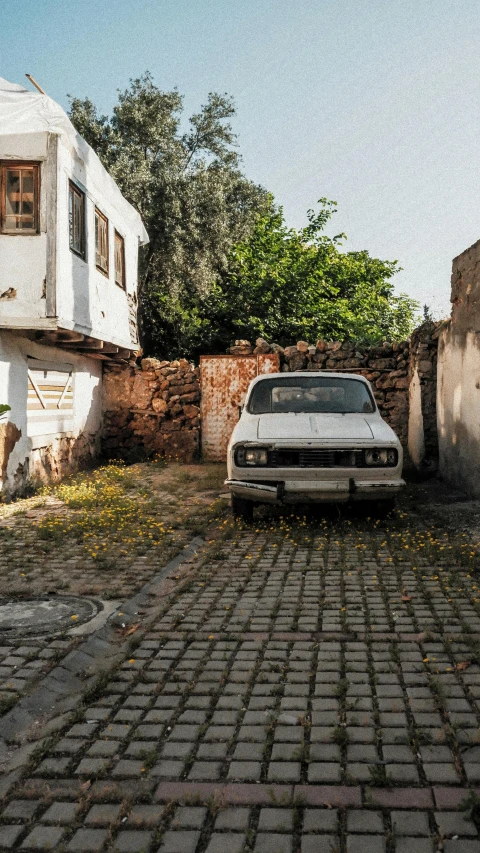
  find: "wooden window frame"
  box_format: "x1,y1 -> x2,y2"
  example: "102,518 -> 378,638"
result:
95,207 -> 109,276
114,230 -> 126,289
68,181 -> 86,260
0,161 -> 40,235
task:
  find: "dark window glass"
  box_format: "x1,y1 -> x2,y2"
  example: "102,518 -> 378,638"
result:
248,376 -> 376,415
95,208 -> 109,274
69,182 -> 85,258
114,231 -> 125,288
1,163 -> 39,233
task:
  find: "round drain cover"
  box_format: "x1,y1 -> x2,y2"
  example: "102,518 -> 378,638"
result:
0,596 -> 100,638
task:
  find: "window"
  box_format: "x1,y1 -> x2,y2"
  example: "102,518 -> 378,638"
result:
95,207 -> 109,274
248,376 -> 376,415
27,359 -> 74,437
114,230 -> 125,288
1,162 -> 39,233
68,181 -> 85,258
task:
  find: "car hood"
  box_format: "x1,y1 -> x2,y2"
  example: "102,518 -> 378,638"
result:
256,413 -> 387,441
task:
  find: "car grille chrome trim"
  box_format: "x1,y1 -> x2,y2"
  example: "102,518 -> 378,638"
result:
268,448 -> 362,468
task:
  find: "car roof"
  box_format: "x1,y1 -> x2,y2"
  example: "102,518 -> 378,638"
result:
247,371 -> 371,388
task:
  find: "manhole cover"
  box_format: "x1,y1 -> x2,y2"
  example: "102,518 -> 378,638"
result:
0,596 -> 101,638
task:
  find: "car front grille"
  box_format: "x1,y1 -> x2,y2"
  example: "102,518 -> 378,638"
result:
268,449 -> 363,468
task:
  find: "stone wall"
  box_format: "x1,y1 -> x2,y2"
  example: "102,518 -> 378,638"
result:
408,323 -> 441,470
102,358 -> 200,462
437,238 -> 480,496
102,329 -> 440,468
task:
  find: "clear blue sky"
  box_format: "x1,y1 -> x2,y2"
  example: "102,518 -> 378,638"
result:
2,0 -> 479,317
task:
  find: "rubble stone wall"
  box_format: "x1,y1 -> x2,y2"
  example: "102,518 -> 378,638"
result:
102,357 -> 200,462
103,327 -> 439,468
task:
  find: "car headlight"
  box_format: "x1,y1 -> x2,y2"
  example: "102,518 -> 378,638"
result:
364,448 -> 398,467
235,446 -> 269,466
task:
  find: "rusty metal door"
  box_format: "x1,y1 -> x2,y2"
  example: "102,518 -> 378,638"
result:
200,354 -> 280,461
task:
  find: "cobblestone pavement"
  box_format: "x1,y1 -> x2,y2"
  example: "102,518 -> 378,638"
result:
2,494 -> 480,851
0,462 -> 225,713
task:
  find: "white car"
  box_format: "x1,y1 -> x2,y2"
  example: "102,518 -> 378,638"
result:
226,372 -> 405,520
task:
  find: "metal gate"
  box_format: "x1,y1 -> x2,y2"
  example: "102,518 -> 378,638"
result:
200,354 -> 280,461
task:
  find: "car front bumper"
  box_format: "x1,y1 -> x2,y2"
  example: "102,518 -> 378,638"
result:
225,477 -> 405,504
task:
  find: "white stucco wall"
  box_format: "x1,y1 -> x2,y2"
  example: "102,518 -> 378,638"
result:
0,79 -> 148,348
437,323 -> 480,497
0,131 -> 50,323
55,138 -> 141,348
0,330 -> 102,495
408,366 -> 425,467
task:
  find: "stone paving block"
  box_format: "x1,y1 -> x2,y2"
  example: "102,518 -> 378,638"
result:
443,843 -> 480,853
85,804 -> 122,826
253,833 -> 292,853
309,743 -> 341,761
127,805 -> 165,827
233,743 -> 263,760
301,837 -> 339,853
227,760 -> 262,780
160,741 -> 192,759
87,740 -> 121,757
151,760 -> 185,778
369,788 -> 433,809
204,834 -> 246,853
258,808 -> 294,831
395,839 -> 434,853
346,762 -> 374,782
0,825 -> 24,848
302,808 -> 338,832
382,744 -> 416,762
386,763 -> 420,783
308,762 -> 341,783
170,807 -> 207,828
347,811 -> 384,833
158,830 -> 201,852
40,801 -> 79,823
2,800 -> 39,819
188,761 -> 222,780
423,763 -> 460,783
112,830 -> 153,851
21,825 -> 65,849
391,810 -> 430,836
267,761 -> 301,782
346,834 -> 386,853
34,756 -> 71,775
435,811 -> 478,837
464,765 -> 480,783
347,744 -> 378,762
214,808 -> 251,831
53,737 -> 87,754
75,758 -> 109,776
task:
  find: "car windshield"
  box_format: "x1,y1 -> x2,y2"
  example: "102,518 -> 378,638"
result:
248,376 -> 375,415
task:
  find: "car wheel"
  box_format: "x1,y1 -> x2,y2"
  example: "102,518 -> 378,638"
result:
231,495 -> 254,522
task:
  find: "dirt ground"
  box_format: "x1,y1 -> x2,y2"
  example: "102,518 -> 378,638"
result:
0,461 -> 228,600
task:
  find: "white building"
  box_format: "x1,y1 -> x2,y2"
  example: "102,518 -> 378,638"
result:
0,77 -> 148,497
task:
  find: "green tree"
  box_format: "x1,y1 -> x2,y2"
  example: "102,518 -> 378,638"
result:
69,75 -> 417,359
68,73 -> 270,354
191,200 -> 418,356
